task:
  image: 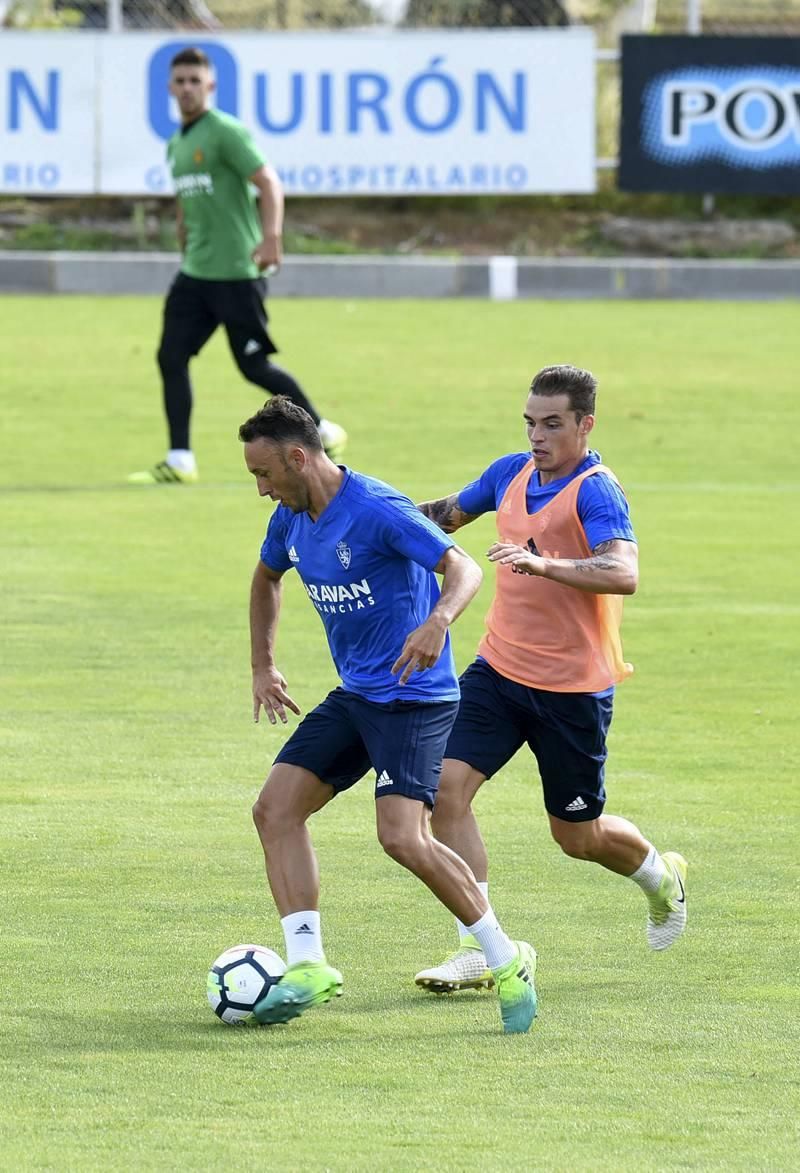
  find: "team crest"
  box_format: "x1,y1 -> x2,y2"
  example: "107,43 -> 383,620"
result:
193,148 -> 204,164
336,540 -> 351,570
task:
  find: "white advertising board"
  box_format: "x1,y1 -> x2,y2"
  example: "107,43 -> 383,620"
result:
0,34 -> 97,194
1,30 -> 596,196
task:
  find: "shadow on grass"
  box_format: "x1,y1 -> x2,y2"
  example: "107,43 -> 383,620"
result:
16,990 -> 515,1054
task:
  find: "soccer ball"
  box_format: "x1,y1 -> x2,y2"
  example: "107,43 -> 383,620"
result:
207,944 -> 286,1025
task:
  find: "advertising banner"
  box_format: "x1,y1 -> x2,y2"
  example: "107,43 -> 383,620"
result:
620,35 -> 800,195
0,30 -> 596,197
0,35 -> 97,194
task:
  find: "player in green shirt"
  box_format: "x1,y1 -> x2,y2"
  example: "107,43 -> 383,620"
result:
130,47 -> 347,485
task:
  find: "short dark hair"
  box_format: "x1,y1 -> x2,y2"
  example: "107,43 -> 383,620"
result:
530,364 -> 597,420
239,397 -> 323,451
170,47 -> 211,71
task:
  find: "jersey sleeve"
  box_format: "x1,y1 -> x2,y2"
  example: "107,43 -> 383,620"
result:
457,453 -> 530,515
219,119 -> 267,179
375,496 -> 455,571
260,508 -> 292,573
577,474 -> 637,550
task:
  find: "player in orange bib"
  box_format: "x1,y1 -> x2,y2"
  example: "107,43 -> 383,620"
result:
414,365 -> 688,995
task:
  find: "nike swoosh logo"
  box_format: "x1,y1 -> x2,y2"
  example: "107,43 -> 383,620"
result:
674,873 -> 685,904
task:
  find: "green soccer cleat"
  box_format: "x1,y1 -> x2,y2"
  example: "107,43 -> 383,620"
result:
253,959 -> 343,1025
128,461 -> 198,485
319,422 -> 348,464
414,936 -> 494,993
493,941 -> 538,1034
646,851 -> 688,951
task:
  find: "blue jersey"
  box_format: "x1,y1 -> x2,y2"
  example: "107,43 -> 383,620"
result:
261,469 -> 459,704
458,450 -> 636,549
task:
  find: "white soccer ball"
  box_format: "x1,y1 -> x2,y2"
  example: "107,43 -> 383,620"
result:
207,944 -> 286,1025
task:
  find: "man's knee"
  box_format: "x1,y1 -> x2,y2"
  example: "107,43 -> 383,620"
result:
251,790 -> 273,840
376,819 -> 428,871
253,765 -> 331,844
157,340 -> 189,377
430,787 -> 469,833
431,761 -> 481,829
233,351 -> 267,384
252,778 -> 299,842
550,816 -> 600,860
377,823 -> 410,865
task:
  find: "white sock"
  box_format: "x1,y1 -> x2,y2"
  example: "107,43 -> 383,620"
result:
166,448 -> 196,474
630,844 -> 668,894
456,881 -> 489,941
281,910 -> 324,966
466,907 -> 517,971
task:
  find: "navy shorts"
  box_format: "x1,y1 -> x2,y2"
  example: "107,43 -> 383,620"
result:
274,687 -> 459,808
445,659 -> 614,822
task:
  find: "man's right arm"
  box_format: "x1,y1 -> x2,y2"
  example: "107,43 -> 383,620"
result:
250,165 -> 284,271
418,494 -> 481,534
250,560 -> 300,725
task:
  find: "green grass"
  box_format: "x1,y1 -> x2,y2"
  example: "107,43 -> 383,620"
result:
1,296 -> 798,1170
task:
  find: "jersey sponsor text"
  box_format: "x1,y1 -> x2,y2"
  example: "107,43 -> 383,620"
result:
174,172 -> 214,197
303,576 -> 376,614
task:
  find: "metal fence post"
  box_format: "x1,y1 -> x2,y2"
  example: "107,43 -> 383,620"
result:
107,0 -> 123,32
687,0 -> 702,36
686,0 -> 715,214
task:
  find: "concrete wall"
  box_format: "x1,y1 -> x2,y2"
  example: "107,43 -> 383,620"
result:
1,251 -> 798,299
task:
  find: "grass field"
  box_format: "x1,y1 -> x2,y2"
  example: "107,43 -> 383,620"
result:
1,295 -> 798,1170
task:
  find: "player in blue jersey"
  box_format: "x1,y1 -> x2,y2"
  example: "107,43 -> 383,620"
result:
414,365 -> 687,994
238,397 -> 537,1034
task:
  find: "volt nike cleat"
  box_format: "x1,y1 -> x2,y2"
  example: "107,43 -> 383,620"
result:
493,941 -> 538,1034
647,852 -> 688,951
128,461 -> 198,485
414,936 -> 494,992
253,960 -> 343,1025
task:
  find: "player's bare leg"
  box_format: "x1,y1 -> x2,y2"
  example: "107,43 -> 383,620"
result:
429,759 -> 489,881
416,761 -> 498,991
379,795 -> 537,1031
376,793 -> 487,925
548,812 -> 649,874
251,764 -> 343,1023
252,763 -> 334,912
549,813 -> 688,950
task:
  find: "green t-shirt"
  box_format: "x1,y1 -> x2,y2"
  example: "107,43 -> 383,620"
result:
167,108 -> 266,281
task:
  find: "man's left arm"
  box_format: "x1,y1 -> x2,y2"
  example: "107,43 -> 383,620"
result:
391,546 -> 483,684
487,538 -> 638,595
250,165 -> 284,271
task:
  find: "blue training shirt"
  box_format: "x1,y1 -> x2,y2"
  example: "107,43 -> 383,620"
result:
458,450 -> 636,548
260,468 -> 459,704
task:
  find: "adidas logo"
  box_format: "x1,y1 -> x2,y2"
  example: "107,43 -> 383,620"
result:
243,339 -> 261,356
565,796 -> 588,812
288,546 -> 300,563
294,922 -> 313,935
376,770 -> 393,788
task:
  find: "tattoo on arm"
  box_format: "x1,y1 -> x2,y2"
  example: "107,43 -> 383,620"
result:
570,541 -> 620,573
418,495 -> 479,534
568,540 -> 629,574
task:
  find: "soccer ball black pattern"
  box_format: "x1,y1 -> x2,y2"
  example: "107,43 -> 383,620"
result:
207,944 -> 286,1025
